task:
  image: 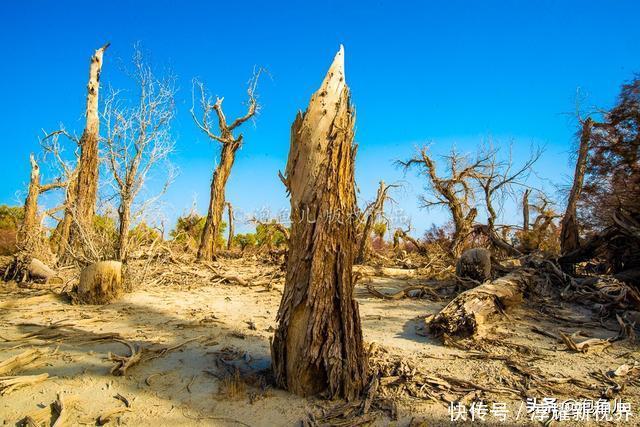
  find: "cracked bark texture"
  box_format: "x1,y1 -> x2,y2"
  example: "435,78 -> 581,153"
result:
560,118 -> 592,255
271,46 -> 367,400
62,44 -> 108,260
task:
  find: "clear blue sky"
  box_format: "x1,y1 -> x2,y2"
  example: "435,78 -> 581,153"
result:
1,0 -> 639,236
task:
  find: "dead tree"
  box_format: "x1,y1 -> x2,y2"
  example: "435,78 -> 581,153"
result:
18,154 -> 66,248
522,189 -> 531,232
103,48 -> 176,262
473,145 -> 541,256
191,70 -> 261,261
271,46 -> 367,400
394,228 -> 428,255
60,43 -> 109,261
355,181 -> 396,264
560,118 -> 593,255
477,145 -> 541,233
399,148 -> 488,256
39,129 -> 79,259
226,202 -> 234,250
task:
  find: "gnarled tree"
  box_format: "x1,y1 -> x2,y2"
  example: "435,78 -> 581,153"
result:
399,147 -> 488,256
18,154 -> 67,249
355,181 -> 396,263
191,70 -> 261,260
103,47 -> 176,262
474,145 -> 541,256
271,46 -> 367,400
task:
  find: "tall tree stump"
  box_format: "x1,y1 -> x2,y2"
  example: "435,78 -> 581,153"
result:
75,261 -> 123,304
271,46 -> 367,400
455,248 -> 491,282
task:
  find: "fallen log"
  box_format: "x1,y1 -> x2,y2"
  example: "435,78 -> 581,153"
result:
428,268 -> 533,338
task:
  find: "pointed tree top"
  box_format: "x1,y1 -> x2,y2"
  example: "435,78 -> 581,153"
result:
319,45 -> 346,97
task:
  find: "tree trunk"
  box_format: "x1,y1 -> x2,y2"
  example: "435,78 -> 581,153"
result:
197,141 -> 238,260
271,46 -> 367,400
19,154 -> 42,247
522,189 -> 530,233
75,260 -> 123,304
62,44 -> 108,259
429,268 -> 532,338
355,181 -> 386,264
53,176 -> 77,260
116,197 -> 132,262
560,118 -> 592,255
455,248 -> 491,282
226,202 -> 234,250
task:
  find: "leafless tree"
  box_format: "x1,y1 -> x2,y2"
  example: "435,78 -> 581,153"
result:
103,47 -> 176,262
355,181 -> 398,263
191,69 -> 261,260
473,144 -> 542,255
272,47 -> 366,399
18,154 -> 67,250
399,147 -> 489,256
560,118 -> 593,255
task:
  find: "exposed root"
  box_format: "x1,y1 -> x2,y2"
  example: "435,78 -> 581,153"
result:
108,336 -> 202,376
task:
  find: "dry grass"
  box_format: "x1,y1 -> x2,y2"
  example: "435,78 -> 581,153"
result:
218,369 -> 246,400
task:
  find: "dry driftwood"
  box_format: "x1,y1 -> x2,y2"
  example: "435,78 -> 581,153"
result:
271,46 -> 367,400
108,337 -> 201,376
0,349 -> 46,375
455,248 -> 491,282
74,260 -> 123,304
429,268 -> 533,338
0,373 -> 49,395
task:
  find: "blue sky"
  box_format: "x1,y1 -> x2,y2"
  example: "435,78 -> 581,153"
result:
1,1 -> 639,236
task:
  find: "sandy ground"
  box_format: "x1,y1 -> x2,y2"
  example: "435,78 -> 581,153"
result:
1,258 -> 639,426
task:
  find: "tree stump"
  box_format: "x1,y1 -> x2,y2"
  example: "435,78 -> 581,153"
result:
271,46 -> 367,400
455,248 -> 491,282
75,261 -> 123,304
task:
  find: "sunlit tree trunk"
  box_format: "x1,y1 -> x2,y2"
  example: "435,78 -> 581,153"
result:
19,154 -> 65,250
271,47 -> 367,400
116,194 -> 132,261
226,202 -> 234,250
191,72 -> 260,261
60,44 -> 109,261
199,142 -> 238,259
560,118 -> 592,255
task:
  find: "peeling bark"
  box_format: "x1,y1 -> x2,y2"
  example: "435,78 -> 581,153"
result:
61,44 -> 109,260
560,118 -> 592,255
271,46 -> 367,400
